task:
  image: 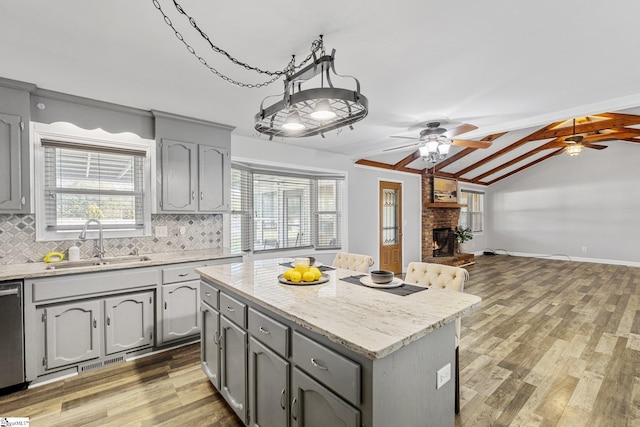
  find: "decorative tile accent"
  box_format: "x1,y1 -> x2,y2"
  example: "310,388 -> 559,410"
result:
0,214 -> 223,265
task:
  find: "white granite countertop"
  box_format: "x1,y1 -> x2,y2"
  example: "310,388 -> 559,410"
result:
0,248 -> 241,281
197,259 -> 482,360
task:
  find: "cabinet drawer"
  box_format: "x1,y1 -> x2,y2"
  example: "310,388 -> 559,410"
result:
292,331 -> 360,406
220,291 -> 246,328
163,265 -> 202,284
248,308 -> 289,357
200,281 -> 219,309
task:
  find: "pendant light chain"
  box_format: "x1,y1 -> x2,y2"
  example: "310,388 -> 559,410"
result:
152,0 -> 324,88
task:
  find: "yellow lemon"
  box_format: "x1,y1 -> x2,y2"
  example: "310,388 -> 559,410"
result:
289,271 -> 302,282
309,267 -> 322,280
283,268 -> 296,280
294,264 -> 309,275
302,271 -> 316,282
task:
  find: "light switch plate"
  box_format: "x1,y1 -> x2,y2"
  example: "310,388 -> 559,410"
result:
154,225 -> 168,238
436,363 -> 451,389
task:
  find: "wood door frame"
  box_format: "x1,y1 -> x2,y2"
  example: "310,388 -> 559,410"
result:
379,180 -> 403,274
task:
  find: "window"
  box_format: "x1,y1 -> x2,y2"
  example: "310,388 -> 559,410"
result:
459,189 -> 483,232
230,164 -> 343,253
34,123 -> 153,241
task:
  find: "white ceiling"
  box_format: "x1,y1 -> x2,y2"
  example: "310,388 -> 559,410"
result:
3,0 -> 640,162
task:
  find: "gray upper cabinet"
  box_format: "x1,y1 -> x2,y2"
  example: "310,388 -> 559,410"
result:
161,139 -> 198,212
153,110 -> 233,214
0,112 -> 23,211
0,80 -> 33,214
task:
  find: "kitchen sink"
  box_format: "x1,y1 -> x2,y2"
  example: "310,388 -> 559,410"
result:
46,255 -> 152,270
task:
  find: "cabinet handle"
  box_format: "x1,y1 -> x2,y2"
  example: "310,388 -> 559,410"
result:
192,191 -> 196,200
178,273 -> 190,277
93,317 -> 97,328
259,326 -> 270,335
107,316 -> 111,326
280,388 -> 286,410
200,191 -> 204,200
204,292 -> 211,297
226,306 -> 235,312
213,331 -> 219,345
164,300 -> 167,310
291,397 -> 298,421
310,358 -> 328,370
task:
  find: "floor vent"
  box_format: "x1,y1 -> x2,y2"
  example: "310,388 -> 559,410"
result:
79,355 -> 125,373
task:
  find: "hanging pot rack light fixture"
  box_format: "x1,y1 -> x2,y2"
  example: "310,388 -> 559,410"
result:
152,1 -> 368,138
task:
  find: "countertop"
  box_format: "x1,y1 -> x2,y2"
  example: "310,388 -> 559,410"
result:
0,248 -> 241,281
197,259 -> 482,360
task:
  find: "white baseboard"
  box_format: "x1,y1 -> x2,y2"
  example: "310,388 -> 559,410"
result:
479,250 -> 640,268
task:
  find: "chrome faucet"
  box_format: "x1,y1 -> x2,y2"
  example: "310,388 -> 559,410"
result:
79,218 -> 106,259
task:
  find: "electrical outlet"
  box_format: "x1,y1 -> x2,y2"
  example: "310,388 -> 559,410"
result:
581,246 -> 587,253
436,363 -> 451,389
154,225 -> 168,238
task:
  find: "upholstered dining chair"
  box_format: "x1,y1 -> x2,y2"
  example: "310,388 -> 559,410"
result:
403,262 -> 469,414
331,252 -> 374,273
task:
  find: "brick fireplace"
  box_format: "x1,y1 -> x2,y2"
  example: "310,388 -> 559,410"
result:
421,174 -> 475,266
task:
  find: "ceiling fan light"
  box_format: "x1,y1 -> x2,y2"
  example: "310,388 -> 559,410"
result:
565,143 -> 583,156
426,140 -> 439,154
282,109 -> 305,131
438,141 -> 451,155
418,145 -> 430,157
310,99 -> 336,121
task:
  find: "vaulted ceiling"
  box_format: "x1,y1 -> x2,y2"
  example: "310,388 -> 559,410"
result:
355,112 -> 640,184
2,1 -> 640,179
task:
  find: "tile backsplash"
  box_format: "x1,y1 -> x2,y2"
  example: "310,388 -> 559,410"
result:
0,214 -> 223,265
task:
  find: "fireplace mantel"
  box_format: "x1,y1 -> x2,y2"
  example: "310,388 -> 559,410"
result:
425,203 -> 467,209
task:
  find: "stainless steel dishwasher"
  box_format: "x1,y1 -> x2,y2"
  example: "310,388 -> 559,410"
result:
0,281 -> 25,390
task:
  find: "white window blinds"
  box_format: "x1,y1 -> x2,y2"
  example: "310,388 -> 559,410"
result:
230,164 -> 344,253
42,139 -> 146,231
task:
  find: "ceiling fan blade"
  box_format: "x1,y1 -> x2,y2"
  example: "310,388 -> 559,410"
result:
444,123 -> 478,138
383,142 -> 419,152
583,143 -> 608,150
390,135 -> 420,140
450,138 -> 491,149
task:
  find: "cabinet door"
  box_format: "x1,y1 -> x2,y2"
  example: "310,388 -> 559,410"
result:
0,113 -> 22,211
44,300 -> 101,370
291,368 -> 360,427
104,291 -> 154,355
198,145 -> 229,212
220,316 -> 248,423
249,337 -> 289,427
162,280 -> 201,343
201,302 -> 220,389
161,139 -> 197,212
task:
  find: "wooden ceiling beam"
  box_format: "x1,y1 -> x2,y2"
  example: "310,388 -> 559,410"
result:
354,159 -> 423,174
393,151 -> 421,170
484,149 -> 565,185
452,123 -> 560,178
536,114 -> 640,139
433,132 -> 507,173
622,138 -> 640,144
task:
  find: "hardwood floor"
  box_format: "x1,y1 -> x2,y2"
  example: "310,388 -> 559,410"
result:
1,255 -> 639,426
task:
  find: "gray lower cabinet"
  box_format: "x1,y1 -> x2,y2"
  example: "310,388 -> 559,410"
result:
249,337 -> 289,427
104,292 -> 154,355
42,300 -> 101,370
40,290 -> 154,370
291,368 -> 360,427
220,315 -> 248,423
201,301 -> 220,389
162,280 -> 200,343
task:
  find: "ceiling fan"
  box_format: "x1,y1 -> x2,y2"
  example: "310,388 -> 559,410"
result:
548,119 -> 609,156
385,121 -> 492,152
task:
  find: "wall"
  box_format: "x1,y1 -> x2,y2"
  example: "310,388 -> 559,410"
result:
230,135 -> 423,271
486,142 -> 640,266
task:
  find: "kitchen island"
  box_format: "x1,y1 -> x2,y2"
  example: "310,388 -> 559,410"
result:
197,259 -> 481,427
